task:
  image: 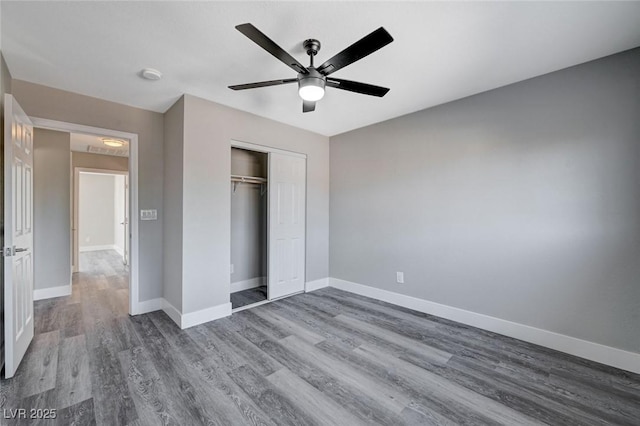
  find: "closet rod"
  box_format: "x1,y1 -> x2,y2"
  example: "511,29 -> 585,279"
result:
231,174 -> 267,184
231,174 -> 267,194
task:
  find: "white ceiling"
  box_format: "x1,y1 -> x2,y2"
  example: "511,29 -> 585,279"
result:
3,1 -> 640,136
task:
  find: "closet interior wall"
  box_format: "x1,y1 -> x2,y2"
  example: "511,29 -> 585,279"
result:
230,148 -> 268,296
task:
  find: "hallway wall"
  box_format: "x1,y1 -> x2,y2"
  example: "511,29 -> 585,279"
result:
33,128 -> 71,291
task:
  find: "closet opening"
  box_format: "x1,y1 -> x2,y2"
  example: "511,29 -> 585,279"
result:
231,147 -> 268,310
230,140 -> 307,313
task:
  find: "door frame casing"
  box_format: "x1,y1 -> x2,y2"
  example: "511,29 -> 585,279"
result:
74,167 -> 129,273
231,140 -> 306,159
29,117 -> 140,315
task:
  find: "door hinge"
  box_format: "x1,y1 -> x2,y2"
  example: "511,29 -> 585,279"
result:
3,247 -> 12,257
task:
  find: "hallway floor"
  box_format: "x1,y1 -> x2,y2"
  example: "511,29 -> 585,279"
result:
1,250 -> 128,425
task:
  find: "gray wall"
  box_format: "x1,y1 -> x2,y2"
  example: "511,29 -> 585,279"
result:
72,151 -> 128,171
231,148 -> 267,284
168,94 -> 329,314
78,173 -> 116,249
12,80 -> 164,303
330,48 -> 640,353
162,97 -> 184,309
33,128 -> 71,290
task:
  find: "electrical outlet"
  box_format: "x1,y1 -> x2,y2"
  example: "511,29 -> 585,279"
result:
230,264 -> 234,274
396,272 -> 404,284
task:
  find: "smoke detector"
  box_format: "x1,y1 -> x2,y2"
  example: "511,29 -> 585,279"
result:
140,68 -> 162,81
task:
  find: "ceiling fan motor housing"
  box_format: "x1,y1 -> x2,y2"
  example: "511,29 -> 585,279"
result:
303,39 -> 321,56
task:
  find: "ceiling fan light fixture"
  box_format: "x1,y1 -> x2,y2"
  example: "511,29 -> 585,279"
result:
101,138 -> 127,148
298,75 -> 326,102
229,24 -> 393,112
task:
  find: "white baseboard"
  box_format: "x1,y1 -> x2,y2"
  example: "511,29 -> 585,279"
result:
162,299 -> 183,327
160,299 -> 232,330
79,244 -> 117,252
231,277 -> 265,293
306,277 -> 329,293
329,278 -> 640,375
182,302 -> 232,329
113,245 -> 125,257
134,297 -> 164,315
34,284 -> 72,301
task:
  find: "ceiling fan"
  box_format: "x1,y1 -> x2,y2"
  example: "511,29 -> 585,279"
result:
229,23 -> 394,113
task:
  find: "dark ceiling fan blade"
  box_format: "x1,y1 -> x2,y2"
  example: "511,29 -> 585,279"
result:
316,27 -> 393,76
236,23 -> 308,74
303,100 -> 316,113
326,78 -> 390,97
229,78 -> 297,90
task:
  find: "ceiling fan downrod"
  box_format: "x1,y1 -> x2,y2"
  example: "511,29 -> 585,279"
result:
303,39 -> 321,68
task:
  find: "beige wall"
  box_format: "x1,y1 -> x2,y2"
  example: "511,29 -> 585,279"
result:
164,94 -> 330,315
12,80 -> 164,302
33,129 -> 71,290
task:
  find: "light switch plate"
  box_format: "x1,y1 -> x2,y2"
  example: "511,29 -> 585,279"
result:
396,272 -> 404,284
140,209 -> 157,221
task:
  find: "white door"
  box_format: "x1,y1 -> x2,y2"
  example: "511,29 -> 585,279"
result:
268,152 -> 306,300
123,175 -> 129,265
3,94 -> 35,378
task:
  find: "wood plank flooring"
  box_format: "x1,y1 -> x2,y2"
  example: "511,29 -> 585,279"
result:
232,286 -> 268,309
2,250 -> 639,425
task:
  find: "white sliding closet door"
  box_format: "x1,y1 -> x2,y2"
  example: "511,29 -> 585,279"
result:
268,152 -> 306,300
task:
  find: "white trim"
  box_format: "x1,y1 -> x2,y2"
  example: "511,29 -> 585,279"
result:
231,139 -> 307,159
135,297 -> 164,315
30,118 -> 137,140
305,277 -> 329,293
232,299 -> 270,313
181,302 -> 232,329
79,244 -> 118,252
328,278 -> 640,375
113,245 -> 124,257
231,277 -> 265,293
162,299 -> 182,327
30,118 -> 140,317
161,299 -> 232,330
34,284 -> 72,301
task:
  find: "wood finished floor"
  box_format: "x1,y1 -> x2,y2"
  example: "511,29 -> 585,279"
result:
231,285 -> 268,309
2,251 -> 639,425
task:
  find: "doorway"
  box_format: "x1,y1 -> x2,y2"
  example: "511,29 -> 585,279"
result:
75,169 -> 129,273
230,141 -> 307,312
30,118 -> 140,315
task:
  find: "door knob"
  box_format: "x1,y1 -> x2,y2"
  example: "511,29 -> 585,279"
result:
14,247 -> 29,253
